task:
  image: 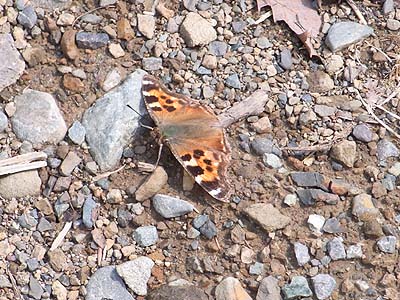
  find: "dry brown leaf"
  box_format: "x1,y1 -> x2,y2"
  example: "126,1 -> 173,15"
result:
257,0 -> 321,57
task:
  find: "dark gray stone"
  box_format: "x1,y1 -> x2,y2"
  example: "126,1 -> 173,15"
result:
18,6 -> 37,29
279,48 -> 292,70
76,32 -> 109,49
352,123 -> 373,143
82,195 -> 98,228
291,172 -> 327,190
322,218 -> 343,233
226,73 -> 241,89
377,139 -> 399,162
199,219 -> 217,239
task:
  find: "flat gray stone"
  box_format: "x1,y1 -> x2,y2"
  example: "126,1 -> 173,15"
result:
0,170 -> 41,199
116,257 -> 154,296
256,276 -> 282,300
327,237 -> 346,260
11,89 -> 67,143
133,225 -> 158,247
0,34 -> 25,92
29,276 -> 44,300
180,12 -> 217,47
294,242 -> 310,266
86,266 -> 134,300
282,276 -> 312,299
152,194 -> 194,218
325,22 -> 374,52
377,236 -> 397,253
244,203 -> 290,232
312,274 -> 336,300
82,69 -> 147,171
30,0 -> 72,10
68,120 -> 86,145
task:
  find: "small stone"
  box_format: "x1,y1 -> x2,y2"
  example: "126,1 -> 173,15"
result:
325,22 -> 374,52
137,14 -> 155,39
251,116 -> 272,133
209,41 -> 228,57
37,217 -> 53,232
47,249 -> 67,272
76,32 -> 109,49
156,2 -> 174,18
346,244 -> 363,259
291,172 -> 327,189
215,277 -> 252,300
232,20 -> 247,33
108,43 -> 125,58
22,47 -> 46,67
256,36 -> 272,49
377,236 -> 397,253
226,73 -> 241,89
279,48 -> 292,70
330,140 -> 357,168
199,219 -> 218,239
100,0 -> 116,6
266,65 -> 277,77
312,274 -> 336,300
284,194 -> 298,207
135,166 -> 168,201
60,151 -> 81,176
152,194 -> 194,218
0,275 -> 12,288
192,214 -> 209,229
0,111 -> 8,132
82,195 -> 98,228
61,29 -> 79,60
57,12 -> 74,26
256,276 -> 282,300
63,74 -> 84,92
102,68 -> 121,92
52,280 -> 67,300
187,227 -> 200,239
294,242 -> 310,266
352,124 -> 373,142
117,18 -> 135,41
116,257 -> 154,296
314,104 -> 336,117
244,203 -> 290,232
180,12 -> 217,47
183,0 -> 198,11
308,70 -> 334,93
68,121 -> 85,145
263,153 -> 282,169
377,139 -> 399,162
325,54 -> 343,74
387,19 -> 400,31
282,276 -> 312,299
352,193 -> 379,220
388,162 -> 400,176
107,189 -> 123,204
142,57 -> 163,71
18,5 -> 37,29
133,225 -> 158,247
202,54 -> 217,69
29,276 -> 44,300
383,0 -> 394,14
322,218 -> 343,233
249,262 -> 264,275
0,170 -> 41,199
327,237 -> 346,260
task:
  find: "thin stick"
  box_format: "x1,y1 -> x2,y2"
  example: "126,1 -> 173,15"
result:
377,82 -> 400,106
153,143 -> 163,169
72,5 -> 115,28
253,11 -> 273,25
50,221 -> 73,251
0,161 -> 47,176
92,164 -> 125,182
376,104 -> 400,121
345,0 -> 367,25
0,151 -> 47,167
215,237 -> 221,251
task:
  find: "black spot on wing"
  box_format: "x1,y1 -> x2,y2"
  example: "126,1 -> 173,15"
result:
187,165 -> 204,176
193,149 -> 205,159
166,99 -> 173,104
163,105 -> 176,112
160,95 -> 167,99
181,154 -> 191,161
203,159 -> 212,165
152,107 -> 162,112
145,95 -> 158,103
206,166 -> 213,172
201,179 -> 219,190
143,83 -> 158,92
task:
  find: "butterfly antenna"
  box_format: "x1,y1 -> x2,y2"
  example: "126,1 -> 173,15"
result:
126,104 -> 144,118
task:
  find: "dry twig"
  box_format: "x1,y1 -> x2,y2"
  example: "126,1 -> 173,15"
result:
72,5 -> 115,28
92,164 -> 125,182
0,152 -> 47,176
345,0 -> 367,25
50,221 -> 73,251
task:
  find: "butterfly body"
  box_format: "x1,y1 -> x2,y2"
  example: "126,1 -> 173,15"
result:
141,75 -> 231,202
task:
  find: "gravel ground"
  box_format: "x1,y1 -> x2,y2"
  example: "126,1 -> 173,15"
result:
0,0 -> 400,299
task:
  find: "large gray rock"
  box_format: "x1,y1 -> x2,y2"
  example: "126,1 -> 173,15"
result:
11,89 -> 67,143
152,194 -> 194,218
325,22 -> 374,52
0,34 -> 25,92
0,170 -> 41,199
86,266 -> 134,300
82,69 -> 147,171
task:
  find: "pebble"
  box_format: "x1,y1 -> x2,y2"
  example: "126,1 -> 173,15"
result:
294,242 -> 310,266
279,48 -> 292,70
322,217 -> 343,233
17,5 -> 37,29
352,193 -> 379,220
383,0 -> 394,14
330,140 -> 357,168
135,166 -> 168,201
376,139 -> 399,162
327,237 -> 346,260
143,57 -> 163,71
102,68 -> 122,92
314,104 -> 336,117
251,116 -> 272,133
215,277 -> 252,300
352,123 -> 373,142
180,12 -> 217,47
60,151 -> 81,176
117,18 -> 135,41
86,266 -> 134,300
0,34 -> 26,92
183,0 -> 198,11
282,276 -> 312,299
12,89 -> 67,143
37,217 -> 53,232
52,280 -> 67,300
346,244 -> 363,259
226,73 -> 241,89
0,111 -> 8,132
22,47 -> 47,67
308,70 -> 334,93
108,43 -> 125,58
47,249 -> 67,272
60,29 -> 79,60
148,284 -> 208,300
29,276 -> 44,300
377,236 -> 397,253
388,162 -> 400,176
256,276 -> 281,300
116,257 -> 154,296
263,153 -> 282,169
0,170 -> 41,199
152,194 -> 194,218
232,20 -> 247,33
82,69 -> 147,171
312,274 -> 336,300
249,262 -> 264,275
283,194 -> 298,207
68,120 -> 86,145
251,138 -> 281,156
82,195 -> 98,228
133,225 -> 158,247
0,275 -> 12,288
81,14 -> 103,24
325,22 -> 374,52
76,31 -> 109,49
137,14 -> 155,39
57,12 -> 74,26
209,41 -> 228,57
256,36 -> 272,49
325,54 -> 344,74
387,19 -> 400,31
290,172 -> 326,189
199,218 -> 218,239
244,203 -> 290,232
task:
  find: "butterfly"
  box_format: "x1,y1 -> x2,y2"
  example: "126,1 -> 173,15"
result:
141,75 -> 231,202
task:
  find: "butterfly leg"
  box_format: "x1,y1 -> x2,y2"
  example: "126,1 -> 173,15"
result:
153,143 -> 163,170
139,122 -> 154,131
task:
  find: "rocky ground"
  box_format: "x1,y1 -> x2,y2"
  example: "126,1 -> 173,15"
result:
0,0 -> 400,299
